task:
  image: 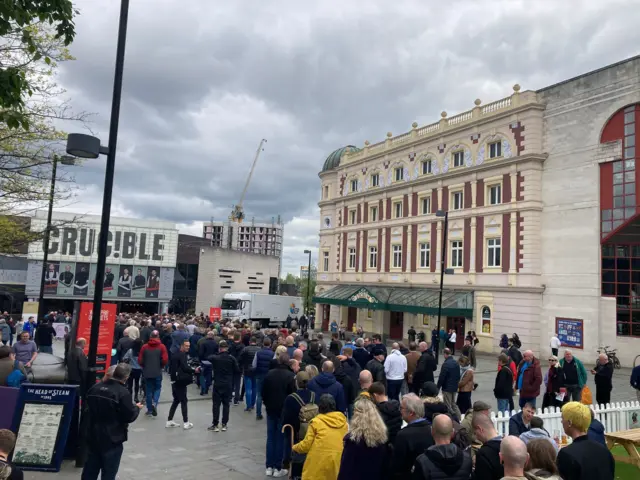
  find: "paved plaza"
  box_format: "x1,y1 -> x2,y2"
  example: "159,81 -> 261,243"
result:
24,348 -> 639,479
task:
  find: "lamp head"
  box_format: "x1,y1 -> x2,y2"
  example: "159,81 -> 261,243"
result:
435,210 -> 447,218
66,133 -> 101,159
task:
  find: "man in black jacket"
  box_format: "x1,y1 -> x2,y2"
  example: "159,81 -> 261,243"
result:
228,333 -> 245,406
412,414 -> 472,480
208,340 -> 240,432
592,353 -> 614,406
370,381 -> 402,444
198,331 -> 218,395
365,352 -> 387,387
166,339 -> 198,430
82,363 -> 141,480
302,340 -> 326,371
352,338 -> 371,370
391,393 -> 434,479
413,342 -> 436,394
261,353 -> 295,477
66,337 -> 88,394
557,401 -> 614,480
472,411 -> 504,480
239,336 -> 260,411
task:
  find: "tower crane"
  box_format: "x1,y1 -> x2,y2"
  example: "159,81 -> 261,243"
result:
230,138 -> 267,223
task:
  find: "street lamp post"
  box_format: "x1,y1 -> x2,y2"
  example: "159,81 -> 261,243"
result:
37,155 -> 76,322
304,249 -> 312,315
65,0 -> 130,389
434,210 -> 454,365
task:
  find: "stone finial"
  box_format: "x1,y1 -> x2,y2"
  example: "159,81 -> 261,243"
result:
441,111 -> 447,118
412,122 -> 418,128
386,132 -> 393,138
474,98 -> 482,106
364,140 -> 370,146
513,84 -> 521,92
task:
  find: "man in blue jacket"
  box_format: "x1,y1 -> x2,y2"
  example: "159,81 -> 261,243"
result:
307,360 -> 346,414
252,337 -> 274,420
437,348 -> 460,418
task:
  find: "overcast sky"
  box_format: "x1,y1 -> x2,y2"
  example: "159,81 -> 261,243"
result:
56,0 -> 640,275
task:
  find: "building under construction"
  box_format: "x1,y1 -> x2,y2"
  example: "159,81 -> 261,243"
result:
202,218 -> 283,258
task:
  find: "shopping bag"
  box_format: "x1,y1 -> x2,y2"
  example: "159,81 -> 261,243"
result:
581,385 -> 593,405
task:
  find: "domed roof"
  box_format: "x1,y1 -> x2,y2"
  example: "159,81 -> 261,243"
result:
321,145 -> 360,172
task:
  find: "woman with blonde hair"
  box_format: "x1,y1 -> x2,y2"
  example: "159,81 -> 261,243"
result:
271,345 -> 287,369
338,397 -> 390,480
305,364 -> 319,380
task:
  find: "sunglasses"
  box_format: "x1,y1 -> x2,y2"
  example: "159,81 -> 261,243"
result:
548,359 -> 557,362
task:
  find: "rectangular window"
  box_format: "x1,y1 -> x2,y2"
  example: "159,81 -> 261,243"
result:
487,238 -> 501,267
392,245 -> 402,268
348,248 -> 356,269
395,167 -> 404,181
349,210 -> 356,224
323,185 -> 329,199
350,179 -> 358,193
394,201 -> 403,218
451,241 -> 463,268
369,246 -> 378,269
323,251 -> 329,272
452,191 -> 464,210
371,174 -> 380,187
453,151 -> 464,167
421,196 -> 431,215
370,206 -> 378,222
421,160 -> 432,175
419,243 -> 430,268
489,184 -> 502,205
489,141 -> 502,158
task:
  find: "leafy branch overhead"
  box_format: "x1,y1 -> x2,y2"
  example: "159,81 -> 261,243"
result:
0,0 -> 77,129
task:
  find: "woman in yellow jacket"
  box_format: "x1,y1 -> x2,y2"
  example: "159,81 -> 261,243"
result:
292,393 -> 348,480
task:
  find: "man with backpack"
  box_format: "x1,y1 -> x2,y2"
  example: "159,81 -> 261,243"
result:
282,371 -> 318,476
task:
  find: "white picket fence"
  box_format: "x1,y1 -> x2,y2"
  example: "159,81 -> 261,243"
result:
482,401 -> 640,437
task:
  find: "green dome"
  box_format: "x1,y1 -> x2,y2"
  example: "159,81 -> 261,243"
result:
321,145 -> 360,172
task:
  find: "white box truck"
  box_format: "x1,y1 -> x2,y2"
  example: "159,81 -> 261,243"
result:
220,292 -> 303,328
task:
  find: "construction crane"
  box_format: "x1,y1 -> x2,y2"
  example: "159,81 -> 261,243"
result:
230,138 -> 267,223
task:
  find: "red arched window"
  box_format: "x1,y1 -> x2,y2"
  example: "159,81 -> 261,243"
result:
600,103 -> 640,337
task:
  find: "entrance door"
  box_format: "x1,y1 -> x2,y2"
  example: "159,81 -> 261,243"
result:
390,311 -> 404,339
446,317 -> 466,350
322,305 -> 330,331
347,307 -> 357,331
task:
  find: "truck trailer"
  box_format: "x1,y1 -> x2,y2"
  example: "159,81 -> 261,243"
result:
220,292 -> 303,328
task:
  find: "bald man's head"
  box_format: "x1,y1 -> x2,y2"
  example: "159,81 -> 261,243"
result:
322,360 -> 335,373
293,349 -> 303,361
500,436 -> 529,475
359,370 -> 373,389
432,414 -> 453,444
392,342 -> 399,350
418,341 -> 428,352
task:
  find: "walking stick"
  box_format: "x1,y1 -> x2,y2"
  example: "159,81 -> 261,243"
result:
282,424 -> 295,480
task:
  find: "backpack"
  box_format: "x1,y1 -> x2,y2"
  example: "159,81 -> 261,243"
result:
7,360 -> 26,388
292,392 -> 318,440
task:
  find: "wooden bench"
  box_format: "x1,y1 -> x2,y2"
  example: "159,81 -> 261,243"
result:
605,429 -> 640,469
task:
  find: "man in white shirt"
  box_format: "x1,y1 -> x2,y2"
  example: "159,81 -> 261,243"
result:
448,330 -> 457,355
550,333 -> 561,356
384,343 -> 407,401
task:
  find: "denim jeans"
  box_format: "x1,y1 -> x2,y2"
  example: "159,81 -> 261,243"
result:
266,414 -> 284,469
244,375 -> 255,409
255,375 -> 265,417
519,397 -> 536,409
200,362 -> 212,394
497,398 -> 510,413
81,444 -> 123,480
145,376 -> 162,412
39,345 -> 53,354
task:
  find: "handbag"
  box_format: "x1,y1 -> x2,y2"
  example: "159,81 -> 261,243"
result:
581,385 -> 593,405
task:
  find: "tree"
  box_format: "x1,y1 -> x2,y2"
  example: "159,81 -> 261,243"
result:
0,23 -> 87,253
300,278 -> 317,315
0,0 -> 76,129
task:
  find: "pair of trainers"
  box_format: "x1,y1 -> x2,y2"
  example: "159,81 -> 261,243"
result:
207,424 -> 227,432
265,467 -> 288,477
166,420 -> 193,430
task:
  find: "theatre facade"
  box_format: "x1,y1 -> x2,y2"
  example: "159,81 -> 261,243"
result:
313,56 -> 640,366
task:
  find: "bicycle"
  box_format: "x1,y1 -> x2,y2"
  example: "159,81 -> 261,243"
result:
597,345 -> 621,369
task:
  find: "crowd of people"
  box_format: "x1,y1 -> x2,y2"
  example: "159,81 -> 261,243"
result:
0,311 -> 633,480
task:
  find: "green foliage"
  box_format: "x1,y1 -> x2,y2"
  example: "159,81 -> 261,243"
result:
0,0 -> 76,129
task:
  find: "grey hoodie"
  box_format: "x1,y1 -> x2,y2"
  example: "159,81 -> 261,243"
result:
0,319 -> 10,341
519,428 -> 559,452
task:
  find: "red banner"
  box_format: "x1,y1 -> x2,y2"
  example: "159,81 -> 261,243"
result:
76,302 -> 117,373
209,307 -> 221,321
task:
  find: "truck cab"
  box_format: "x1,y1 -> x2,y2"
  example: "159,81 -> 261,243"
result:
220,293 -> 251,323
